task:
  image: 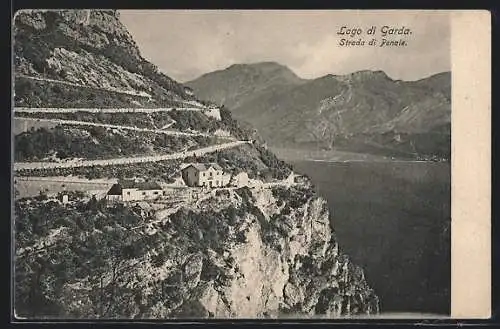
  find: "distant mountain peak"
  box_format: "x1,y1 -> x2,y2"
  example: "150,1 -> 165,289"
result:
414,71 -> 451,82
186,61 -> 305,109
346,70 -> 390,80
316,70 -> 391,83
223,61 -> 301,79
227,61 -> 286,69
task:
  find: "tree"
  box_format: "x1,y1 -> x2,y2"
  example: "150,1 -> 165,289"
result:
226,206 -> 238,225
87,195 -> 99,212
38,190 -> 48,201
57,149 -> 69,159
89,126 -> 107,139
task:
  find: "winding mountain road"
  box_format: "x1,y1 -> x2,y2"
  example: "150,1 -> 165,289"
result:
15,117 -> 215,137
14,107 -> 204,113
16,74 -> 153,98
14,140 -> 251,171
16,74 -> 207,108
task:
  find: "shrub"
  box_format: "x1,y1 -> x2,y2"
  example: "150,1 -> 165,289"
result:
15,125 -> 187,171
219,106 -> 253,140
225,205 -> 238,226
200,260 -> 222,282
235,230 -> 247,243
14,196 -> 166,318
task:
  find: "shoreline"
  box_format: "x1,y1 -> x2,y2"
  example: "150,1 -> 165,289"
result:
269,147 -> 449,163
305,158 -> 450,164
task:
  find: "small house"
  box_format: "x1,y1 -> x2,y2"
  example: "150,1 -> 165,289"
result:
181,163 -> 229,188
58,193 -> 69,204
230,172 -> 249,188
106,180 -> 164,202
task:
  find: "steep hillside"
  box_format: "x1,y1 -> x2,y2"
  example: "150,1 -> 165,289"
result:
14,10 -> 199,108
187,65 -> 451,160
13,10 -> 379,319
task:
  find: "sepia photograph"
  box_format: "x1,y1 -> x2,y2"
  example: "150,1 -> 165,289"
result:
11,9 -> 477,320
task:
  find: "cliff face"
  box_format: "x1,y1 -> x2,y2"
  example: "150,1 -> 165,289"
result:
162,186 -> 379,318
15,185 -> 379,319
13,10 -> 379,319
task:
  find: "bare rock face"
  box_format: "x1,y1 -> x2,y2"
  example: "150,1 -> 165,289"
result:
93,186 -> 378,320
283,282 -> 303,308
165,187 -> 380,319
183,253 -> 204,289
15,10 -> 47,30
55,10 -> 141,56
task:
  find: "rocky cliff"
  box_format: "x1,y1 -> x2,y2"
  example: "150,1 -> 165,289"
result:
15,185 -> 379,319
13,10 -> 379,319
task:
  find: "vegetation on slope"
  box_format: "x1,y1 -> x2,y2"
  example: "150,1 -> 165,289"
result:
16,109 -> 228,134
14,77 -> 161,108
219,106 -> 256,141
14,191 -> 280,318
14,10 -> 195,106
14,183 -> 379,318
15,197 -> 153,318
14,125 -> 216,162
16,142 -> 292,183
17,111 -> 174,130
16,159 -> 183,182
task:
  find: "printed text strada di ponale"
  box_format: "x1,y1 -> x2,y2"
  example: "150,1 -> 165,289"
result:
337,25 -> 412,47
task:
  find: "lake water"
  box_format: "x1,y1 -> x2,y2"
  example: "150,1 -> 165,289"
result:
290,160 -> 451,315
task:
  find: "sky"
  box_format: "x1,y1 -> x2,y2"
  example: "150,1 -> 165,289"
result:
119,10 -> 450,83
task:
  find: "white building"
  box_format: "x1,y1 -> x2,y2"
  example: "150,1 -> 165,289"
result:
58,193 -> 69,204
106,180 -> 165,202
230,172 -> 249,188
203,107 -> 221,120
181,163 -> 230,188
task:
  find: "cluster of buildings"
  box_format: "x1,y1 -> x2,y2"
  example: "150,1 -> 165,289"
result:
106,163 -> 249,202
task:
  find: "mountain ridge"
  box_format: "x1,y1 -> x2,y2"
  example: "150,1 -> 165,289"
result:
187,63 -> 451,160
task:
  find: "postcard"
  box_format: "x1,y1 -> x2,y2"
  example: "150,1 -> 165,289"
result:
11,9 -> 491,320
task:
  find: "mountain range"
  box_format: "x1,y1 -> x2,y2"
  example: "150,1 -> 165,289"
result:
187,62 -> 451,160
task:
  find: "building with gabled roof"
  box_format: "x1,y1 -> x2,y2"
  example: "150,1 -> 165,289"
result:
106,179 -> 165,202
181,163 -> 230,188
